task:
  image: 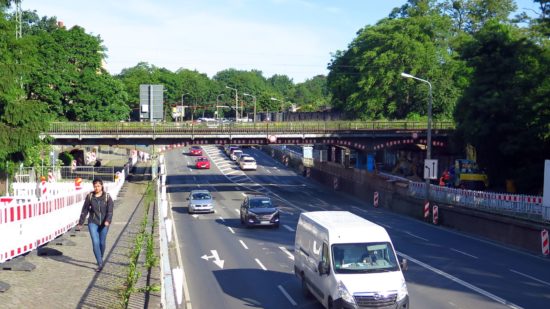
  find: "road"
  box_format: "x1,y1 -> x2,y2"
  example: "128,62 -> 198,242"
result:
164,145 -> 550,309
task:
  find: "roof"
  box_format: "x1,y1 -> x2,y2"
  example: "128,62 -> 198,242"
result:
301,211 -> 390,243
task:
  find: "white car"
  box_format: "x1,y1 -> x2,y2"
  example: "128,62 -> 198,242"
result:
239,157 -> 257,170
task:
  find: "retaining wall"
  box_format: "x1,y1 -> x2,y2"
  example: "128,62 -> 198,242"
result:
263,146 -> 550,255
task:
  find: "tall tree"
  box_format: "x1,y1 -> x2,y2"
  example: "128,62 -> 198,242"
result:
454,20 -> 550,193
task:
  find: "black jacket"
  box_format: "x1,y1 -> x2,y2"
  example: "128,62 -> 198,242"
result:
78,192 -> 114,226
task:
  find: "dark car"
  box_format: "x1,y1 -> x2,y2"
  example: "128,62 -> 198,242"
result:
240,195 -> 279,228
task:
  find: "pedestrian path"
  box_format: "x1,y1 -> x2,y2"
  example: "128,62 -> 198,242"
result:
0,181 -> 161,309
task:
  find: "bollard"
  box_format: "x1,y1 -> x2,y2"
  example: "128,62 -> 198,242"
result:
542,229 -> 549,256
423,201 -> 430,220
373,191 -> 379,208
432,205 -> 439,225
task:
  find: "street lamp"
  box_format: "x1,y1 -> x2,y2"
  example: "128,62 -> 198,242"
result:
401,72 -> 433,201
225,86 -> 238,122
243,93 -> 257,123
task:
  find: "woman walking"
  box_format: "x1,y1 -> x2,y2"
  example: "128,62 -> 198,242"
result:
78,178 -> 114,272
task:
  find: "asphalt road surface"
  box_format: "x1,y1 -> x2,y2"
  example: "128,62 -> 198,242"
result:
164,145 -> 550,309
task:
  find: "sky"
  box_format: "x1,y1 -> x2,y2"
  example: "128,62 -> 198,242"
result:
21,0 -> 541,83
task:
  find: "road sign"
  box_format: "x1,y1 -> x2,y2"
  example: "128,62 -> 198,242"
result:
424,159 -> 438,180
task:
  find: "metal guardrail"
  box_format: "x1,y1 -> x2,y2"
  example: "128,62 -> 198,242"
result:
45,120 -> 455,135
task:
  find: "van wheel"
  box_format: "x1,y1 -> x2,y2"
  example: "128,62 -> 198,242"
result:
301,276 -> 311,298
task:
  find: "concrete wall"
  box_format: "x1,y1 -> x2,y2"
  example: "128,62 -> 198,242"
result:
262,146 -> 550,255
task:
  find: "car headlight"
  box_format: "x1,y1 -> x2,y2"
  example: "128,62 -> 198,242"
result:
337,281 -> 355,304
397,280 -> 408,301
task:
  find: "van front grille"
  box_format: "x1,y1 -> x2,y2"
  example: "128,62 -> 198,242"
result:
354,292 -> 397,307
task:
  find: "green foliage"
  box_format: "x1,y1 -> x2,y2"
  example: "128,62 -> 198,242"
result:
58,151 -> 73,166
454,21 -> 550,193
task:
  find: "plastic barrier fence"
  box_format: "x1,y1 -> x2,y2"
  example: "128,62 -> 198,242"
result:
0,171 -> 126,264
408,182 -> 544,220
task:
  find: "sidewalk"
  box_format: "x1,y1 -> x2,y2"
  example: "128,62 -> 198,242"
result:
0,181 -> 161,309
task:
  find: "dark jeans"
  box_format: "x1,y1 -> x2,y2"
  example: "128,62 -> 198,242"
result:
88,222 -> 109,267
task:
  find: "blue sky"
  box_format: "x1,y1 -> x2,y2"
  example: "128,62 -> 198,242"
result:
22,0 -> 541,83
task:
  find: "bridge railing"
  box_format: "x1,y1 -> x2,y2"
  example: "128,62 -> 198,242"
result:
46,120 -> 455,135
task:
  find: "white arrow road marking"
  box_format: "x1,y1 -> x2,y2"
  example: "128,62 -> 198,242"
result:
201,250 -> 225,269
234,209 -> 240,214
278,285 -> 297,306
239,240 -> 249,250
218,216 -> 225,222
279,247 -> 294,260
192,214 -> 199,219
255,258 -> 267,271
283,225 -> 295,232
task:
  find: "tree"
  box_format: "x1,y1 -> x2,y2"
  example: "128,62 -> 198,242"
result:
454,20 -> 550,193
327,8 -> 464,120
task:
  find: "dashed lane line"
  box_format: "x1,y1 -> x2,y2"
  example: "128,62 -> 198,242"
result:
255,258 -> 267,271
278,285 -> 297,306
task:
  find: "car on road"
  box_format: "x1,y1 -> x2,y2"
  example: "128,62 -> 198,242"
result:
239,157 -> 257,171
195,156 -> 210,169
231,149 -> 243,161
187,190 -> 214,214
190,146 -> 202,156
240,195 -> 279,228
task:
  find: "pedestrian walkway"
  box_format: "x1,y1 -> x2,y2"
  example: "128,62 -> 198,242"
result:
0,181 -> 161,309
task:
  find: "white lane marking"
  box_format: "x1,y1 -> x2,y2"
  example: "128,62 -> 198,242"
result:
283,225 -> 295,232
234,208 -> 240,214
225,170 -> 240,175
218,216 -> 225,222
266,169 -> 272,174
510,269 -> 550,287
405,231 -> 428,242
255,258 -> 267,271
192,214 -> 199,219
279,247 -> 294,260
241,193 -> 247,197
398,252 -> 523,309
450,248 -> 478,259
352,206 -> 367,213
278,285 -> 297,306
273,167 -> 279,170
227,227 -> 235,234
239,240 -> 249,250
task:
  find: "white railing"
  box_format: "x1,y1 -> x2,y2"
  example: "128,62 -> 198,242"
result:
0,171 -> 126,264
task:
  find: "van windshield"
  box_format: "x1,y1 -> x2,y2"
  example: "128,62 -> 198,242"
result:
332,242 -> 399,274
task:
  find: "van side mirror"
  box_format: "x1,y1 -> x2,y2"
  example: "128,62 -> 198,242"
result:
400,258 -> 408,271
318,261 -> 329,276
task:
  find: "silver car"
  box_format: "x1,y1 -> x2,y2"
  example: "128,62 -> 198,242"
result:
188,190 -> 214,214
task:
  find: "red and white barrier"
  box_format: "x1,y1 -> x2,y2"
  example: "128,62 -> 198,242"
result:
0,172 -> 126,264
542,229 -> 549,256
373,192 -> 379,208
433,205 -> 439,225
424,201 -> 430,219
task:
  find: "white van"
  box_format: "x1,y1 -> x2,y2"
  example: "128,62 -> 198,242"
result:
294,211 -> 409,309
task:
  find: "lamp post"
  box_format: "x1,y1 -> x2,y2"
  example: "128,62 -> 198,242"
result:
243,93 -> 257,123
401,72 -> 433,201
225,86 -> 238,122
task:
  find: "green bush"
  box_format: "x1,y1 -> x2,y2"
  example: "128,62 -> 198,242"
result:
58,152 -> 73,166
